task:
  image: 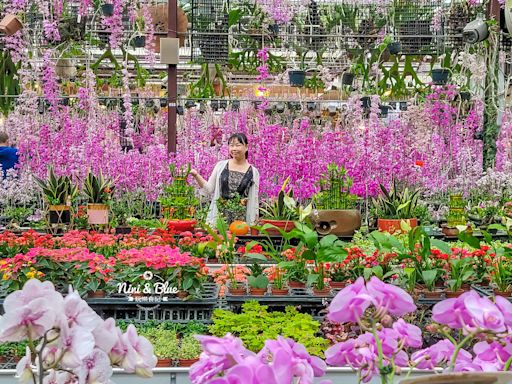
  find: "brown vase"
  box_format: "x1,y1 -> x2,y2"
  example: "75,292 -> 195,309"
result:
377,218 -> 418,234
156,358 -> 172,367
442,226 -> 460,237
249,287 -> 267,296
179,358 -> 199,367
313,287 -> 331,296
311,209 -> 362,236
288,281 -> 306,289
330,281 -> 347,289
271,287 -> 289,296
87,290 -> 106,298
0,14 -> 22,36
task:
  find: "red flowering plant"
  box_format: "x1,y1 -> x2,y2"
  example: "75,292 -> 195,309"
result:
279,247 -> 309,285
0,230 -> 55,257
0,253 -> 45,293
178,231 -> 215,260
212,265 -> 251,296
119,227 -> 169,249
56,230 -> 120,257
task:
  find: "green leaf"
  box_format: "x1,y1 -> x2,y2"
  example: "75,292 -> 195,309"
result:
245,253 -> 268,262
421,270 -> 438,288
372,265 -> 383,279
182,276 -> 193,290
430,239 -> 451,255
457,231 -> 481,249
307,274 -> 318,285
319,234 -> 338,247
363,268 -> 372,281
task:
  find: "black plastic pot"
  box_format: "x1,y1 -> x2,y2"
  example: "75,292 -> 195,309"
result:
176,105 -> 184,115
388,41 -> 401,55
431,69 -> 450,85
459,91 -> 471,101
307,101 -> 317,111
219,100 -> 227,109
379,105 -> 391,117
231,100 -> 240,111
341,73 -> 355,86
360,96 -> 371,109
185,100 -> 196,109
132,35 -> 146,48
287,101 -> 301,111
289,70 -> 306,87
160,98 -> 167,108
275,102 -> 285,113
399,101 -> 408,111
115,226 -> 132,235
211,100 -> 219,111
101,4 -> 114,17
269,24 -> 279,35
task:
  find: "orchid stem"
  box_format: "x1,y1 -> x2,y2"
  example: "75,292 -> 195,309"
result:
448,333 -> 473,371
504,356 -> 512,371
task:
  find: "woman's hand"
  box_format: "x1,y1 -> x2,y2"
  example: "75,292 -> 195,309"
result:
189,169 -> 198,178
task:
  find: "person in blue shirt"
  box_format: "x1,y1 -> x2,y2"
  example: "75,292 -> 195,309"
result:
0,131 -> 19,179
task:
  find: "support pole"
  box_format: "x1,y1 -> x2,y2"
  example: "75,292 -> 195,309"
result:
167,0 -> 178,153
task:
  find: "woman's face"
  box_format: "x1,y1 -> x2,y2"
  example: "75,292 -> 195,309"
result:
228,138 -> 248,160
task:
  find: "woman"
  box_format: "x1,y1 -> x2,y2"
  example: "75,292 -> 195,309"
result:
190,133 -> 259,225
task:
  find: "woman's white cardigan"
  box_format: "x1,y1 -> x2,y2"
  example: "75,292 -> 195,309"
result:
200,160 -> 260,225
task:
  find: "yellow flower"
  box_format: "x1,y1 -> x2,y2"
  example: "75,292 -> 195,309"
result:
26,271 -> 36,279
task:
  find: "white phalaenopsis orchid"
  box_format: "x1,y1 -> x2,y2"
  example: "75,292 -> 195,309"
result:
0,279 -> 156,384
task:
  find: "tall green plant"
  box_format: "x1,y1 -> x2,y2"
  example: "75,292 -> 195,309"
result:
34,166 -> 78,205
314,163 -> 358,210
373,179 -> 420,219
82,171 -> 115,204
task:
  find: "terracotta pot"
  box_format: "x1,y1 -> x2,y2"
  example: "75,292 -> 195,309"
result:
288,281 -> 306,289
377,218 -> 417,234
249,287 -> 267,295
260,219 -> 295,235
179,358 -> 199,367
330,281 -> 347,289
312,287 -> 331,296
0,14 -> 23,36
445,289 -> 465,298
228,286 -> 246,296
156,358 -> 172,367
177,291 -> 189,299
87,204 -> 109,225
400,371 -> 512,384
461,283 -> 471,291
87,290 -> 106,298
271,287 -> 289,296
207,258 -> 219,264
311,209 -> 361,236
421,289 -> 445,299
494,289 -> 512,297
49,205 -> 71,224
166,219 -> 197,232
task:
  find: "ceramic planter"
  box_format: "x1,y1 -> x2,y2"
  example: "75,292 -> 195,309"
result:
165,219 -> 197,232
311,209 -> 361,236
289,70 -> 305,87
132,35 -> 146,48
87,204 -> 109,225
442,226 -> 459,237
0,14 -> 23,36
377,218 -> 417,234
48,205 -> 71,224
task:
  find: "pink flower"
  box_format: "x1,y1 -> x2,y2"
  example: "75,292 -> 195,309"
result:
366,277 -> 416,316
392,318 -> 422,348
64,290 -> 102,332
92,318 -> 119,354
15,346 -> 32,383
432,292 -> 473,329
327,277 -> 372,323
58,318 -> 95,369
121,325 -> 157,378
464,293 -> 505,332
77,348 -> 113,384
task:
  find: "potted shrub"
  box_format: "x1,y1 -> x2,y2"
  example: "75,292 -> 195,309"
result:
288,44 -> 307,87
442,194 -> 466,237
132,16 -> 146,48
159,164 -> 198,232
83,170 -> 115,226
311,164 -> 361,236
142,327 -> 179,367
373,179 -> 420,234
178,336 -> 202,367
446,257 -> 475,298
34,166 -> 78,225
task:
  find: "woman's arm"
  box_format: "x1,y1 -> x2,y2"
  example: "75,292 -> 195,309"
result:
190,162 -> 221,196
246,167 -> 260,225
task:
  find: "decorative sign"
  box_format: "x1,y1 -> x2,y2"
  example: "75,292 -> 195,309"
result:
116,271 -> 178,302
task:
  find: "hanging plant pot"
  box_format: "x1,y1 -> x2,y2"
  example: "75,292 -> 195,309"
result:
388,41 -> 401,55
87,204 -> 109,225
49,205 -> 71,224
459,91 -> 471,101
289,70 -> 306,87
0,14 -> 23,36
341,73 -> 355,86
360,96 -> 371,109
379,105 -> 391,118
431,68 -> 450,85
101,4 -> 114,17
132,35 -> 146,48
